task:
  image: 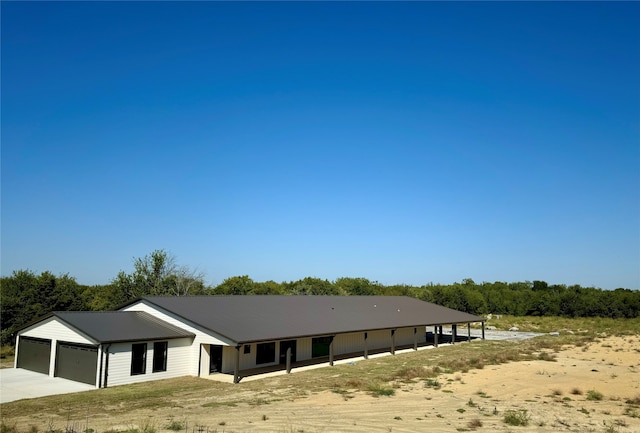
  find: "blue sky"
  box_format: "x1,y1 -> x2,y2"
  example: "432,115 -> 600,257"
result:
2,2 -> 639,290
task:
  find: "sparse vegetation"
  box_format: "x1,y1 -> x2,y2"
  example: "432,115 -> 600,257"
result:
165,418 -> 185,431
587,390 -> 604,401
467,418 -> 483,429
503,409 -> 530,426
367,384 -> 395,397
2,317 -> 639,433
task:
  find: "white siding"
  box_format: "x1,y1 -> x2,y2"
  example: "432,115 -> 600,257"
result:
21,317 -> 95,345
17,317 -> 97,381
334,332 -> 365,356
297,338 -> 312,361
105,337 -> 192,387
395,327 -> 421,346
122,301 -> 234,377
367,329 -> 393,351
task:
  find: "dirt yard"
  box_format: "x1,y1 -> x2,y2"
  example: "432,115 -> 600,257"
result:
3,335 -> 640,433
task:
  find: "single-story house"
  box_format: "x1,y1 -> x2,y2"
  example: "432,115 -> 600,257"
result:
14,295 -> 484,388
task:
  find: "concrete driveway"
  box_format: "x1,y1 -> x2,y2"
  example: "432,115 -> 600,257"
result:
0,368 -> 94,403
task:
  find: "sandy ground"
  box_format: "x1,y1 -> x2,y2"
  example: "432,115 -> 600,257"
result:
4,335 -> 640,433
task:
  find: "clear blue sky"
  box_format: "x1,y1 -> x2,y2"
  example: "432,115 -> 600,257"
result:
2,2 -> 639,290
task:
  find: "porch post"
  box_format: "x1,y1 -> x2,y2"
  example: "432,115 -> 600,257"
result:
413,328 -> 418,350
390,329 -> 396,355
434,326 -> 438,347
467,323 -> 471,342
233,346 -> 240,384
482,321 -> 485,340
286,347 -> 292,374
452,324 -> 457,344
364,332 -> 368,359
329,336 -> 335,366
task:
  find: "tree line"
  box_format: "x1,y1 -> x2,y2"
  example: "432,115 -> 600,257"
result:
1,250 -> 638,346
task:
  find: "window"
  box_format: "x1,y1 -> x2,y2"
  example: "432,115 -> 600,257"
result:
131,343 -> 147,375
255,342 -> 276,365
312,336 -> 332,358
244,344 -> 251,354
153,341 -> 168,373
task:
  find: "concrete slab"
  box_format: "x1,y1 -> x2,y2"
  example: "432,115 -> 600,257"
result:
0,368 -> 94,404
439,327 -> 544,341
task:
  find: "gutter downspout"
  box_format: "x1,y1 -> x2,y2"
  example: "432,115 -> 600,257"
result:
103,344 -> 111,388
98,344 -> 103,388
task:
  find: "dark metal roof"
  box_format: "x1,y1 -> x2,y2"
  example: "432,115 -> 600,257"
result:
52,311 -> 195,343
139,296 -> 483,344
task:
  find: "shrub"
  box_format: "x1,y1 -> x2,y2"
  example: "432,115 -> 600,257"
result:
166,419 -> 184,431
395,366 -> 427,380
467,418 -> 483,429
586,390 -> 604,401
626,395 -> 640,405
367,384 -> 395,397
425,379 -> 441,389
503,409 -> 530,426
1,423 -> 19,433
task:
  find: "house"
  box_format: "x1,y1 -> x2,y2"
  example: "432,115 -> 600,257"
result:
14,296 -> 484,388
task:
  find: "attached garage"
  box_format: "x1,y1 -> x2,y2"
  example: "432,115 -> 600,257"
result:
15,311 -> 195,388
16,337 -> 51,374
55,342 -> 98,385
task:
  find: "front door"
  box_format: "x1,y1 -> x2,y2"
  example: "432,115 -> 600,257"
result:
279,340 -> 296,364
209,345 -> 223,373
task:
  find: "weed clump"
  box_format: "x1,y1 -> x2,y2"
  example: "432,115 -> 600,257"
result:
586,390 -> 604,401
503,409 -> 530,426
367,384 -> 395,397
467,418 -> 483,429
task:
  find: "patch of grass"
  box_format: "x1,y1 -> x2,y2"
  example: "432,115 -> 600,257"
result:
538,352 -> 557,362
623,407 -> 639,418
393,416 -> 402,420
476,390 -> 490,398
467,418 -> 483,429
626,395 -> 640,405
394,366 -> 427,380
467,398 -> 476,407
503,409 -> 530,426
166,418 -> 185,431
603,421 -> 620,433
425,378 -> 441,389
367,384 -> 395,397
586,390 -> 604,401
121,420 -> 156,433
578,407 -> 589,415
201,401 -> 238,408
552,389 -> 562,396
1,423 -> 19,433
571,388 -> 583,395
456,408 -> 466,414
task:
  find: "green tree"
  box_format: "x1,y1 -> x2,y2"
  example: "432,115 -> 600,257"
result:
111,249 -> 206,304
214,275 -> 256,295
287,277 -> 344,295
0,270 -> 85,345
